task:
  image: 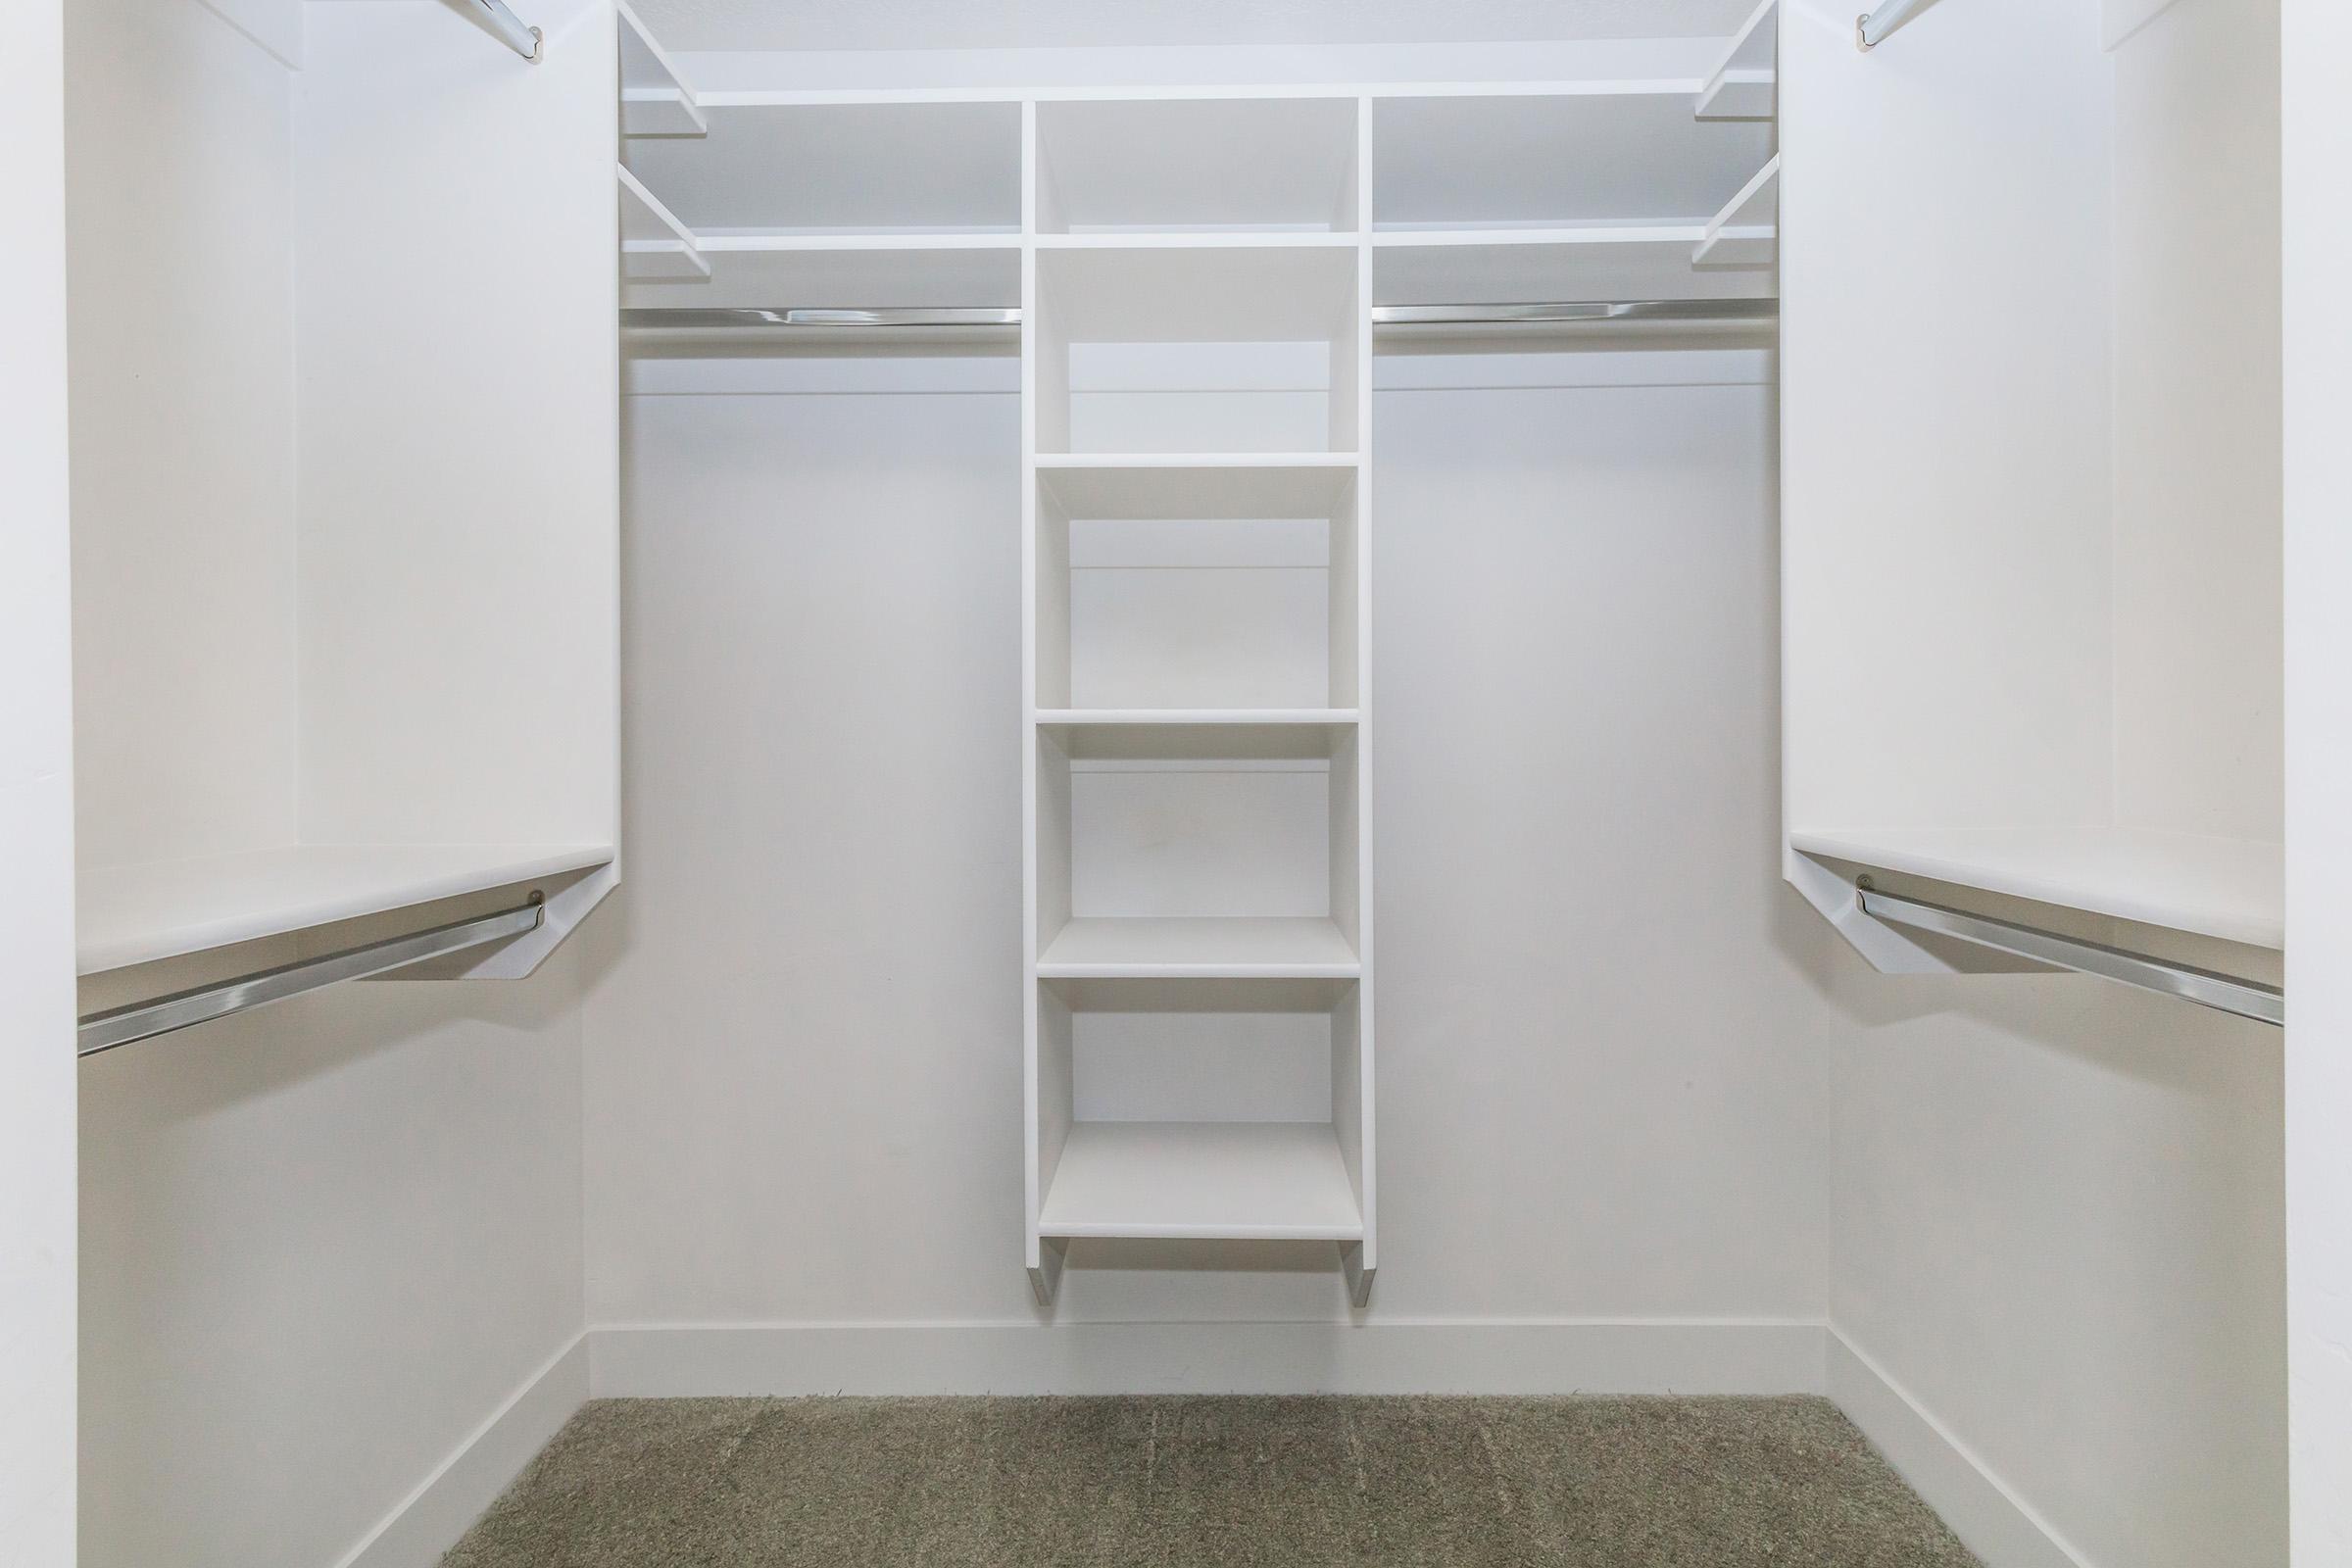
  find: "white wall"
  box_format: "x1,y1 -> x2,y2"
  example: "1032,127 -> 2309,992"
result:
2109,0 -> 2280,844
2281,0 -> 2352,1558
67,0 -> 300,872
584,349 -> 1828,1330
78,964 -> 587,1568
0,0 -> 78,1560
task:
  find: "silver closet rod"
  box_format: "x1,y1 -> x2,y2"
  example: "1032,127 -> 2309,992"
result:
469,0 -> 542,61
619,300 -> 1779,332
1855,880 -> 2284,1026
77,896 -> 546,1057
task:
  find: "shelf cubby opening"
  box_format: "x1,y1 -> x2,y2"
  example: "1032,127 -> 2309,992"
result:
1034,245 -> 1361,455
1036,97 -> 1360,234
1371,92 -> 1774,232
619,101 -> 1023,241
1035,724 -> 1361,978
1035,977 -> 1367,1241
1036,462 -> 1359,711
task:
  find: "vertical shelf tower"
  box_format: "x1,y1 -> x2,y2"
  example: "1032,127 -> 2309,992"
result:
1022,99 -> 1379,1307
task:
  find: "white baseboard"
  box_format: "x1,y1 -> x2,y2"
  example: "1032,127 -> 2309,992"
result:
321,1320 -> 2090,1568
585,1317 -> 1831,1398
334,1334 -> 590,1568
1827,1333 -> 2090,1568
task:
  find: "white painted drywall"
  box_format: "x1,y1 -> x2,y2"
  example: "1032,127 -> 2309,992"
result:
0,0 -> 78,1558
66,0 -> 300,874
1780,0 -> 2117,839
584,350 -> 1830,1325
2281,0 -> 2352,1559
78,962 -> 588,1568
2109,0 -> 2280,845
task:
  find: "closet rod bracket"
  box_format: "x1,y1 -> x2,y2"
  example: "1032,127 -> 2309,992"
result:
470,0 -> 543,61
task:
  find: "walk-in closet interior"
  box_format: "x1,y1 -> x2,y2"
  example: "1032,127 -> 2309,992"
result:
21,0 -> 2338,1562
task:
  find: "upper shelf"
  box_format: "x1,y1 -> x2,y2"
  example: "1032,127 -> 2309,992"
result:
620,100 -> 1023,238
77,844 -> 615,975
1372,92 -> 1774,232
1788,826 -> 2284,951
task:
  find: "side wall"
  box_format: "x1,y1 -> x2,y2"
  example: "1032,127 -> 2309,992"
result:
0,0 -> 78,1557
2281,0 -> 2352,1557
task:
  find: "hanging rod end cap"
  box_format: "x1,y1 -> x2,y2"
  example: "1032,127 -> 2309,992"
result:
1855,12 -> 1876,50
527,24 -> 544,62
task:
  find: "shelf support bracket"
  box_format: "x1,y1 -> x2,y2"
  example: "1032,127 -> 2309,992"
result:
1028,1240 -> 1067,1307
1341,1243 -> 1374,1309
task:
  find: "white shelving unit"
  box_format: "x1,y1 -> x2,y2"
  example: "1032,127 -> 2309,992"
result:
1697,0 -> 1779,121
612,16 -> 1791,1303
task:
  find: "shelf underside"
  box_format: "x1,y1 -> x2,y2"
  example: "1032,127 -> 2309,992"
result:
1789,826 -> 2284,951
77,844 -> 615,974
1039,1121 -> 1363,1240
1038,916 -> 1359,978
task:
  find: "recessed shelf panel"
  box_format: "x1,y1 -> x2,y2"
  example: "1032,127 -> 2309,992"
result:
1373,92 -> 1774,230
1039,713 -> 1359,761
620,100 -> 1022,236
1788,826 -> 2284,950
1037,97 -> 1359,234
1037,1121 -> 1364,1240
1037,917 -> 1361,978
77,844 -> 615,974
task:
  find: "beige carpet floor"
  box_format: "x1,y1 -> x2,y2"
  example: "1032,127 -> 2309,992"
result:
444,1395 -> 1981,1567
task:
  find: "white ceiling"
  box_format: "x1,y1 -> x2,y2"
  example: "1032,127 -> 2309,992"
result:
632,0 -> 1762,55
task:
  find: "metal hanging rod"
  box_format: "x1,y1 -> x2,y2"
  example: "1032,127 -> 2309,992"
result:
470,0 -> 543,61
1855,880 -> 2283,1026
620,299 -> 1778,337
1370,299 -> 1779,327
1857,0 -> 1934,49
77,896 -> 546,1057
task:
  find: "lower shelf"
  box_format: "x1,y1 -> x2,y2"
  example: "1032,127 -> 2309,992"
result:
76,843 -> 615,974
1037,917 -> 1360,978
1038,1121 -> 1364,1241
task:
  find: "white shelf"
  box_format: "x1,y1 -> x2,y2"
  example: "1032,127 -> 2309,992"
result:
1039,709 -> 1359,725
1037,452 -> 1360,471
1373,229 -> 1776,307
1038,1121 -> 1364,1241
1373,91 -> 1775,231
1697,0 -> 1779,121
1037,96 -> 1359,234
618,166 -> 709,281
620,100 -> 1022,237
1040,711 -> 1358,762
625,240 -> 1020,312
1037,917 -> 1361,978
1694,155 -> 1779,269
618,0 -> 704,137
1788,826 -> 2284,950
77,844 -> 616,974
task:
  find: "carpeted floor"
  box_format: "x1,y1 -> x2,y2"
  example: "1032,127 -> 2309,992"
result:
444,1395 -> 1982,1567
